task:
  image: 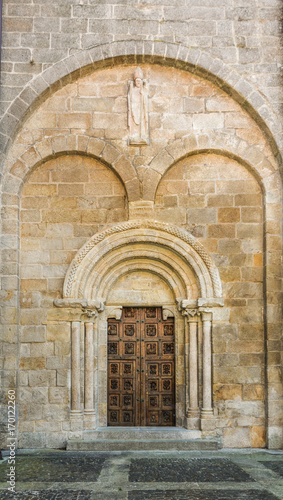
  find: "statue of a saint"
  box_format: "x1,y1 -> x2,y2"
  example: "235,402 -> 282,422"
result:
128,67 -> 149,145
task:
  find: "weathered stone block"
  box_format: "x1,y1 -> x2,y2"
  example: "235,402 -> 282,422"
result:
20,357 -> 46,370
47,323 -> 70,342
18,432 -> 46,449
29,370 -> 56,387
208,224 -> 235,238
49,387 -> 69,404
223,427 -> 251,448
21,326 -> 46,343
42,404 -> 69,421
243,385 -> 264,401
214,384 -> 242,401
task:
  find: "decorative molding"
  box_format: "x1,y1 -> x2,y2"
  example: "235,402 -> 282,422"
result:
63,219 -> 223,299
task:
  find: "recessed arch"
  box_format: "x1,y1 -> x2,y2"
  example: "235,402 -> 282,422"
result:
144,131 -> 274,201
87,251 -> 198,303
0,40 -> 282,177
2,134 -> 140,202
63,219 -> 223,301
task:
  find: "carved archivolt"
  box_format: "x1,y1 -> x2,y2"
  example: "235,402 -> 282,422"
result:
63,219 -> 223,300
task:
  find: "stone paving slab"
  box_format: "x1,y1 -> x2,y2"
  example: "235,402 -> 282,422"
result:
0,450 -> 283,500
129,458 -> 255,483
128,490 -> 280,499
0,492 -> 93,500
0,454 -> 106,483
260,461 -> 283,478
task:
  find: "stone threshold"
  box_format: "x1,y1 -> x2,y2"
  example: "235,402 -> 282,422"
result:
67,427 -> 220,451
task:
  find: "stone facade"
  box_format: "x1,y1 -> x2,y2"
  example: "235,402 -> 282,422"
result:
0,1 -> 282,450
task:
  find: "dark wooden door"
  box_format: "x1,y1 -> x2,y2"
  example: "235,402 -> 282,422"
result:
108,307 -> 175,426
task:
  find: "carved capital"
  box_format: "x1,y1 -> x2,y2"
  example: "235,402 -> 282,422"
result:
81,308 -> 98,320
185,309 -> 200,321
179,299 -> 199,319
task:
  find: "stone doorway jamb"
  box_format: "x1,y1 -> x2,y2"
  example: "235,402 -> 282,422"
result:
181,298 -> 223,432
54,298 -> 104,436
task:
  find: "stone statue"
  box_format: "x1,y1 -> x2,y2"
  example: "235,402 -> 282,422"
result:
128,66 -> 149,145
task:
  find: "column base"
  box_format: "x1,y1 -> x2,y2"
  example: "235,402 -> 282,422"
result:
186,416 -> 200,430
70,410 -> 83,434
84,410 -> 96,430
84,409 -> 95,416
201,408 -> 214,419
70,409 -> 83,420
187,408 -> 200,418
69,411 -> 83,436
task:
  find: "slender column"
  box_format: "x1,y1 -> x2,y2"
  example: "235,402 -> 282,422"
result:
184,315 -> 190,416
84,321 -> 95,415
71,321 -> 82,417
187,315 -> 199,417
201,311 -> 214,418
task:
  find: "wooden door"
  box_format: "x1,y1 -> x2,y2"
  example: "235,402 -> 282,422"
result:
107,307 -> 175,426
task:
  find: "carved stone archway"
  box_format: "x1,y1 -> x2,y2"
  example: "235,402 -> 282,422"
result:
54,220 -> 223,434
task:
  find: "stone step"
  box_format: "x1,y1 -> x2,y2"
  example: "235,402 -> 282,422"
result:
66,427 -> 220,451
81,427 -> 202,441
67,438 -> 219,452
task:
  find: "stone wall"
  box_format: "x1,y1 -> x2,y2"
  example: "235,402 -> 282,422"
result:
0,2 -> 282,450
1,0 -> 282,116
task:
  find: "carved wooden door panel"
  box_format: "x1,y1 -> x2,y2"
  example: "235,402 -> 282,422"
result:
108,307 -> 175,426
141,307 -> 175,426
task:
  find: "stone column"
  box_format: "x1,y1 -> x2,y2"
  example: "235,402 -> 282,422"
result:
201,311 -> 214,419
186,313 -> 200,429
184,314 -> 190,422
84,321 -> 96,428
71,321 -> 82,419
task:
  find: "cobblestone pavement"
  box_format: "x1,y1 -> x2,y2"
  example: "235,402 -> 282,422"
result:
0,449 -> 283,500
